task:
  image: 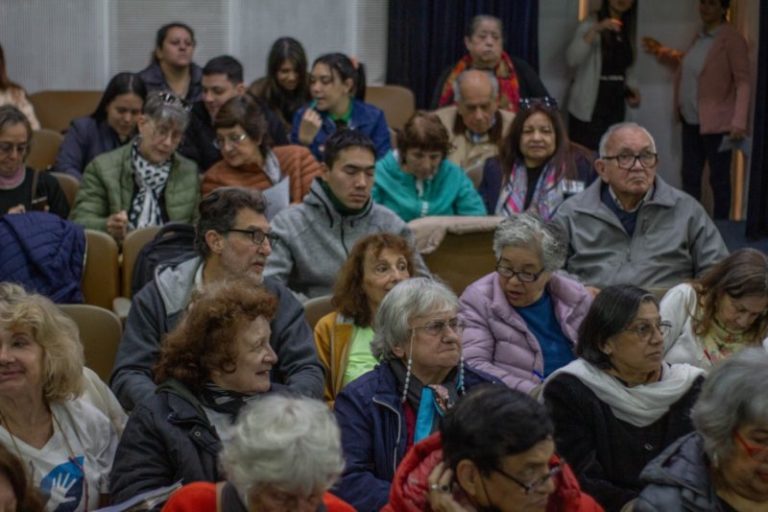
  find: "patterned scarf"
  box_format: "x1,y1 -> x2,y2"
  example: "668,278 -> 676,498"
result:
700,318 -> 755,364
198,382 -> 258,420
390,360 -> 461,443
128,141 -> 171,229
439,51 -> 521,112
498,160 -> 562,220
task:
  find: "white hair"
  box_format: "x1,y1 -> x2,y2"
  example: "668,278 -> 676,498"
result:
492,213 -> 567,272
370,278 -> 458,361
219,394 -> 345,500
598,122 -> 656,158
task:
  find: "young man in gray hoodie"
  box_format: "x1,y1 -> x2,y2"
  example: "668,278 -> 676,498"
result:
110,187 -> 323,410
264,129 -> 428,300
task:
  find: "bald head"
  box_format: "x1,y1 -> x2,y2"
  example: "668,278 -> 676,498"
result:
454,70 -> 498,135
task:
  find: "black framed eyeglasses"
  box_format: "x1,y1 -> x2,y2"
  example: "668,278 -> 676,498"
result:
601,151 -> 658,170
0,141 -> 29,156
496,262 -> 545,283
227,228 -> 279,246
493,463 -> 561,495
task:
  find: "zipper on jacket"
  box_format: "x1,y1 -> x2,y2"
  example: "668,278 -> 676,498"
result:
372,397 -> 403,474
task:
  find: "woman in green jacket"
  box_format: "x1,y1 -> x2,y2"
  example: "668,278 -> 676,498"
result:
372,111 -> 486,222
71,91 -> 199,241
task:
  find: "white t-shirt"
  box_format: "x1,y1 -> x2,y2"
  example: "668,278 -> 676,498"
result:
0,398 -> 118,512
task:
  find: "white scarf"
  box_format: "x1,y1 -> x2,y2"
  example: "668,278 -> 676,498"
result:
129,141 -> 171,229
545,359 -> 704,427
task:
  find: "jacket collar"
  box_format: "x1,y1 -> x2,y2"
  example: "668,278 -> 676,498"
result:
371,361 -> 403,409
570,176 -> 676,224
156,256 -> 202,316
305,178 -> 373,227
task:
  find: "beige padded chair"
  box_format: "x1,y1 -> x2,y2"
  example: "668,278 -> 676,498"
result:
120,226 -> 161,299
409,216 -> 502,296
50,172 -> 79,208
365,85 -> 416,131
304,295 -> 334,331
82,230 -> 120,310
59,304 -> 122,382
27,129 -> 64,171
28,90 -> 102,133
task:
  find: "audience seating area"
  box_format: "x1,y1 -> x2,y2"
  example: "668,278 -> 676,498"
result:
28,90 -> 101,132
59,303 -> 122,381
27,129 -> 63,171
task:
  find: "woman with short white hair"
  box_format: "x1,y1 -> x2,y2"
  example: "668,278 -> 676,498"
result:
333,278 -> 498,511
162,394 -> 353,512
460,213 -> 593,393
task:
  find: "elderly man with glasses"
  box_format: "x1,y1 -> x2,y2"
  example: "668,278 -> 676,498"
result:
555,122 -> 728,290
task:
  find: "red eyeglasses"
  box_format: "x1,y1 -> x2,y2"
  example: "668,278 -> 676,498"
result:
734,430 -> 768,461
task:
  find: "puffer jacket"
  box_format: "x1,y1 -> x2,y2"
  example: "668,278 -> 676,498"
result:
70,143 -> 200,232
460,272 -> 593,393
635,433 -> 726,511
333,361 -> 498,512
383,432 -> 604,512
109,379 -> 222,505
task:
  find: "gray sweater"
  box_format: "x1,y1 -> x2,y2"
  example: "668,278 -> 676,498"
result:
555,177 -> 728,289
264,179 -> 429,299
110,256 -> 324,410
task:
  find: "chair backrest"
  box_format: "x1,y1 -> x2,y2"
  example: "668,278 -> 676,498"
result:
28,90 -> 102,133
27,129 -> 64,171
408,216 -> 501,296
50,172 -> 80,208
58,303 -> 122,382
304,294 -> 334,331
82,229 -> 120,310
365,85 -> 416,131
121,226 -> 162,299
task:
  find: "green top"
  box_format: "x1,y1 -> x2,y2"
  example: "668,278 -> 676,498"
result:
329,98 -> 354,124
342,325 -> 377,387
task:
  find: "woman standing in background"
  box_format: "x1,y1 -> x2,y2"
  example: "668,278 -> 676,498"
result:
567,0 -> 640,151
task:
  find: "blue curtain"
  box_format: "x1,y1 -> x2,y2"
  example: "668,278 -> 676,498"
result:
387,0 -> 540,109
746,2 -> 768,237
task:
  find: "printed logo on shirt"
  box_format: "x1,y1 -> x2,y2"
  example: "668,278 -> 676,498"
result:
39,456 -> 84,512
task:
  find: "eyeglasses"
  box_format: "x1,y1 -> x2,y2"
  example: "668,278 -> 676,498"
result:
227,228 -> 279,246
148,122 -> 184,144
518,96 -> 558,111
496,263 -> 545,283
624,321 -> 671,342
413,317 -> 465,336
493,463 -> 561,495
213,132 -> 248,150
734,430 -> 768,461
602,151 -> 658,170
0,142 -> 29,156
157,91 -> 192,112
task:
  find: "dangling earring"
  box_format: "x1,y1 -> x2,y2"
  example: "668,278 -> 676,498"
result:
401,333 -> 415,403
458,351 -> 466,395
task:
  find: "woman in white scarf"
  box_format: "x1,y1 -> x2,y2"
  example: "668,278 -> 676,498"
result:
542,284 -> 704,512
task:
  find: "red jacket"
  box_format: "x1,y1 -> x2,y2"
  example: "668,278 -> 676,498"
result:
382,433 -> 603,512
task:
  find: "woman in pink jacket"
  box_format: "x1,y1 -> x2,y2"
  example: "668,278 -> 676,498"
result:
459,213 -> 593,393
643,0 -> 750,219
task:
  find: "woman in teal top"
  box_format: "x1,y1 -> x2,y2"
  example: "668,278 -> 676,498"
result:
372,111 -> 487,222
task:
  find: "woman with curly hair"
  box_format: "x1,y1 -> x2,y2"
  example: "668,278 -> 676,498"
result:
109,278 -> 279,504
661,248 -> 768,369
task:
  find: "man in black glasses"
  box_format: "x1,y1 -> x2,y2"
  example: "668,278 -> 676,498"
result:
111,187 -> 323,410
555,122 -> 728,290
178,55 -> 288,172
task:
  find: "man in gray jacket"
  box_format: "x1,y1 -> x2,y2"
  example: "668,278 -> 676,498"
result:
264,129 -> 428,300
555,122 -> 728,290
110,187 -> 323,410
